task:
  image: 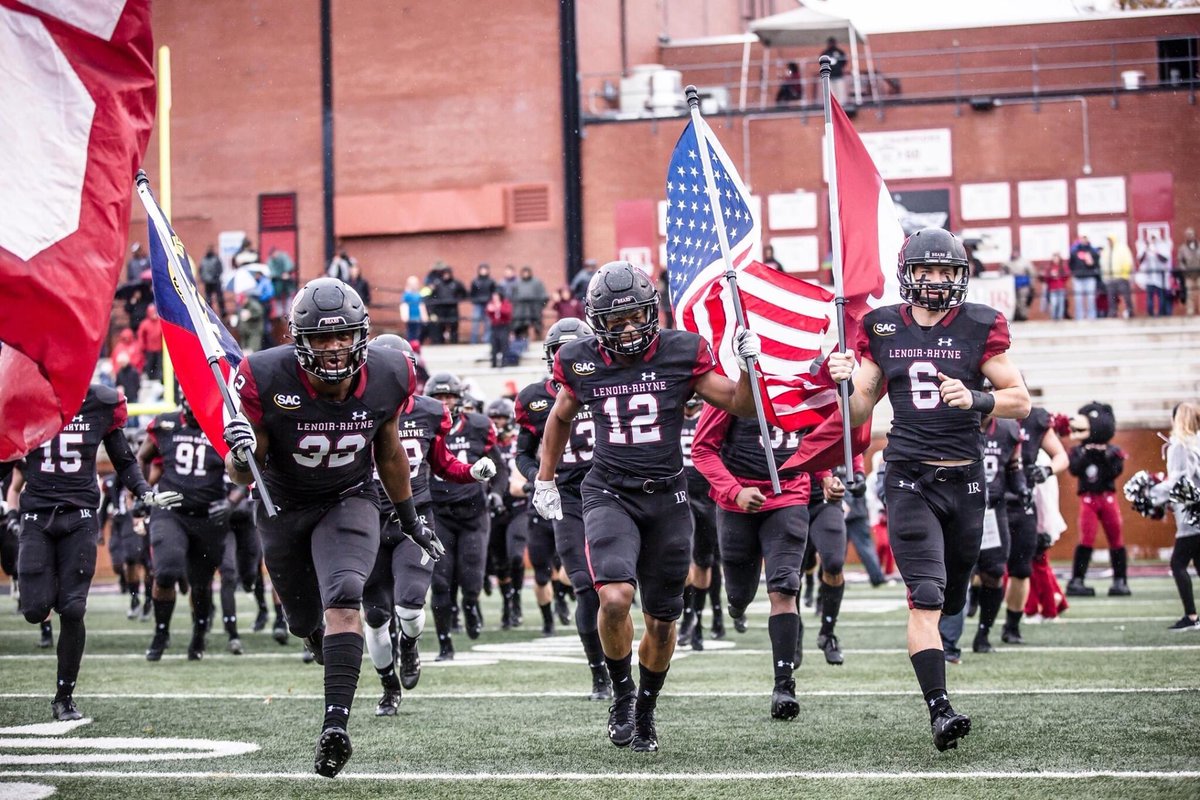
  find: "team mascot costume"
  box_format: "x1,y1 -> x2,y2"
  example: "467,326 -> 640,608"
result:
1065,402 -> 1129,596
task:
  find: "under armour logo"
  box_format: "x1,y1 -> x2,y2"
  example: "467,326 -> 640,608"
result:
641,371 -> 657,381
403,420 -> 419,428
897,480 -> 916,490
23,513 -> 37,521
352,411 -> 369,421
938,337 -> 953,347
776,659 -> 794,669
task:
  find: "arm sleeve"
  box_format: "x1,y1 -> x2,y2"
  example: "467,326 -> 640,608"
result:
428,411 -> 474,484
234,359 -> 263,425
690,404 -> 741,506
103,428 -> 151,498
853,322 -> 874,363
551,355 -> 578,400
690,338 -> 717,380
515,427 -> 541,484
981,312 -> 1012,365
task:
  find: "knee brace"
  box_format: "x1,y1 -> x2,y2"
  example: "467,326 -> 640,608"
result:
395,605 -> 425,639
909,581 -> 944,611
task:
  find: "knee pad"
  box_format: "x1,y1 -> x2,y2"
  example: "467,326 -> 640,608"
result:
154,572 -> 182,590
910,581 -> 944,610
1007,561 -> 1032,580
57,598 -> 87,623
22,607 -> 50,626
533,564 -> 553,587
363,605 -> 390,630
979,568 -> 1005,587
821,561 -> 844,579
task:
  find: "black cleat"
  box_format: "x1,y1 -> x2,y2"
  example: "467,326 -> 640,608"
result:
464,601 -> 483,640
375,688 -> 401,716
272,618 -> 289,645
931,707 -> 972,751
399,635 -> 422,689
589,665 -> 612,701
710,616 -> 726,641
554,594 -> 571,627
1065,578 -> 1095,597
971,632 -> 994,654
139,599 -> 152,622
510,594 -> 524,627
252,606 -> 269,633
301,646 -> 316,664
541,618 -> 555,638
227,637 -> 245,655
303,629 -> 325,666
630,708 -> 659,752
728,605 -> 748,634
313,727 -> 353,778
51,697 -> 82,721
146,629 -> 170,662
38,622 -> 53,649
689,622 -> 704,652
1108,580 -> 1132,597
127,594 -> 140,620
817,633 -> 844,665
187,626 -> 207,661
435,638 -> 454,662
607,693 -> 636,747
770,678 -> 800,720
1000,626 -> 1024,645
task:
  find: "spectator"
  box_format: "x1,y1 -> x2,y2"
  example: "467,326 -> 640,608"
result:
126,242 -> 150,282
469,263 -> 497,344
198,246 -> 226,317
552,286 -> 583,321
1177,227 -> 1200,316
1045,254 -> 1069,320
400,275 -> 427,342
1101,235 -> 1135,319
1069,235 -> 1101,320
110,327 -> 144,377
326,248 -> 355,283
1138,231 -> 1173,317
485,290 -> 513,368
136,304 -> 163,381
234,292 -> 264,353
510,265 -> 548,339
820,37 -> 848,104
267,247 -> 296,307
255,271 -> 277,348
232,237 -> 259,268
430,265 -> 466,343
347,262 -> 371,307
500,264 -> 519,300
122,279 -> 153,334
1005,249 -> 1034,321
570,259 -> 598,302
775,61 -> 804,105
113,351 -> 141,403
762,244 -> 784,272
657,269 -> 674,330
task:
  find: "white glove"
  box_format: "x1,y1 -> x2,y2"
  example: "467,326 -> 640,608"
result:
470,457 -> 497,482
826,350 -> 857,384
141,490 -> 184,510
532,478 -> 562,520
223,414 -> 257,470
733,328 -> 761,370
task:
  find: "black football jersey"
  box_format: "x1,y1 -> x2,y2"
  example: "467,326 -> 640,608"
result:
235,345 -> 414,508
980,417 -> 1023,506
375,394 -> 450,510
553,329 -> 716,480
857,303 -> 1010,463
430,411 -> 495,509
680,411 -> 712,495
1018,406 -> 1052,468
719,415 -> 804,482
20,384 -> 129,512
515,379 -> 596,484
147,411 -> 226,507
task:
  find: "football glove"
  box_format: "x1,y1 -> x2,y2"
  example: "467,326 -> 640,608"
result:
388,511 -> 445,563
532,478 -> 562,520
487,492 -> 506,517
1024,463 -> 1053,485
4,509 -> 19,536
733,328 -> 761,369
847,471 -> 868,497
141,490 -> 185,510
222,414 -> 257,470
470,457 -> 497,482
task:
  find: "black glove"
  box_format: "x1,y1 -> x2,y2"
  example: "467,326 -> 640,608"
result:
131,496 -> 150,519
847,471 -> 867,497
388,496 -> 445,562
487,492 -> 506,517
1024,464 -> 1053,485
4,509 -> 19,536
1036,532 -> 1053,551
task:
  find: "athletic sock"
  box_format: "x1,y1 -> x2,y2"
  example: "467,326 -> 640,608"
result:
321,632 -> 363,731
55,617 -> 85,702
818,580 -> 845,637
539,602 -> 553,627
223,615 -> 238,638
364,623 -> 393,671
154,595 -> 175,634
910,647 -> 950,720
977,585 -> 1004,634
606,652 -> 635,698
580,629 -> 605,668
635,663 -> 669,713
1004,608 -> 1023,632
679,586 -> 696,628
768,613 -> 800,683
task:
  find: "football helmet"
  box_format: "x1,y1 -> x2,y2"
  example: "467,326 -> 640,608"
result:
371,333 -> 418,365
289,278 -> 370,382
485,397 -> 515,423
897,227 -> 969,311
585,261 -> 659,357
543,317 -> 593,374
427,372 -> 464,415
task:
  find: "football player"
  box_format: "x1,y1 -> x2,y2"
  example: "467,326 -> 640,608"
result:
362,335 -> 494,715
806,457 -> 867,667
515,317 -> 610,696
676,395 -> 717,653
223,278 -> 438,778
827,228 -> 1030,752
138,394 -> 230,661
532,261 -> 761,752
426,372 -> 507,660
6,384 -> 181,721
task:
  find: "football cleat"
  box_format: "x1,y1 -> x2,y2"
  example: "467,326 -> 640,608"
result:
38,622 -> 53,649
127,595 -> 140,620
931,707 -> 972,752
630,708 -> 659,753
1065,578 -> 1095,597
272,617 -> 289,645
187,626 -> 207,661
589,665 -> 612,701
554,594 -> 571,627
139,599 -> 153,622
375,689 -> 401,717
728,604 -> 748,634
971,632 -> 994,654
304,629 -> 325,666
1108,580 -> 1132,597
435,639 -> 455,662
710,611 -> 726,640
464,600 -> 483,640
51,697 -> 82,721
313,726 -> 353,778
227,637 -> 245,656
689,622 -> 704,652
301,646 -> 316,664
676,612 -> 695,646
944,650 -> 962,664
511,594 -> 524,627
1168,616 -> 1200,632
607,693 -> 636,747
817,633 -> 844,665
770,678 -> 800,720
145,630 -> 170,662
252,605 -> 269,633
1000,626 -> 1025,645
399,635 -> 422,689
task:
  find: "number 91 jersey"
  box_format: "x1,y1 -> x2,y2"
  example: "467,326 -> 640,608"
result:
146,411 -> 226,506
552,329 -> 716,480
856,303 -> 1010,463
234,345 -> 415,508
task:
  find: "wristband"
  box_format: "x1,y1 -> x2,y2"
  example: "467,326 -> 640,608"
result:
394,496 -> 420,535
969,390 -> 995,414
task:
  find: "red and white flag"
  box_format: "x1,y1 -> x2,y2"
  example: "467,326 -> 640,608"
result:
0,0 -> 155,460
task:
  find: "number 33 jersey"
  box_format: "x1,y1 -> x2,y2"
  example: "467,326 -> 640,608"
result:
552,329 -> 715,480
856,303 -> 1010,463
235,345 -> 415,508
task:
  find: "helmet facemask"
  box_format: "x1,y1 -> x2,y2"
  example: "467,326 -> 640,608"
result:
589,301 -> 659,357
293,324 -> 369,383
897,228 -> 970,312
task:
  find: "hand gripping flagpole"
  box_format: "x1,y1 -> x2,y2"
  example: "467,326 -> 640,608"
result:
685,86 -> 781,496
818,57 -> 857,488
134,170 -> 277,517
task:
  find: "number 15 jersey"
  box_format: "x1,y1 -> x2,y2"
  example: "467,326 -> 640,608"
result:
856,303 -> 1010,463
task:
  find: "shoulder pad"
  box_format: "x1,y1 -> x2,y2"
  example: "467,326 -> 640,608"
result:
88,383 -> 122,407
962,302 -> 1002,327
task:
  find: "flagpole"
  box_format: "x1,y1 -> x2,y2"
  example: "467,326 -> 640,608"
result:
134,170 -> 277,517
685,86 -> 781,496
819,56 -> 857,488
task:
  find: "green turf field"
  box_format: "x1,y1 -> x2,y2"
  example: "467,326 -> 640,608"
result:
1,575 -> 1197,799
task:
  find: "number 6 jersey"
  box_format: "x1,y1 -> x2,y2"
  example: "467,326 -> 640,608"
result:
234,345 -> 415,508
855,303 -> 1010,463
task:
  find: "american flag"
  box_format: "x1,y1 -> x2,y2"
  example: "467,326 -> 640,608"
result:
666,118 -> 836,431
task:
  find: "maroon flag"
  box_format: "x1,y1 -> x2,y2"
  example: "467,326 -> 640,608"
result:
0,0 -> 155,460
